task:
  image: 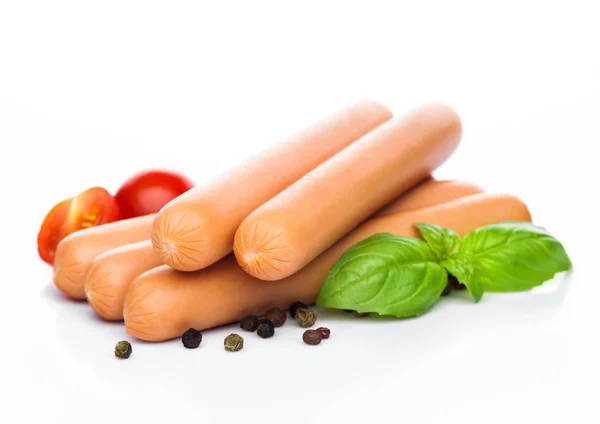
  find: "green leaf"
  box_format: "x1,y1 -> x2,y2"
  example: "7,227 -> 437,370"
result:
442,258 -> 483,302
458,221 -> 572,294
316,233 -> 448,317
415,223 -> 461,260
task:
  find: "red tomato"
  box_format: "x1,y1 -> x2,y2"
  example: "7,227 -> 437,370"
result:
114,170 -> 194,219
37,198 -> 72,266
37,187 -> 121,266
60,187 -> 121,236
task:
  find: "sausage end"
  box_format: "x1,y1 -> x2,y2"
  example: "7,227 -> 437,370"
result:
151,207 -> 213,271
85,260 -> 125,321
233,217 -> 296,281
52,237 -> 89,299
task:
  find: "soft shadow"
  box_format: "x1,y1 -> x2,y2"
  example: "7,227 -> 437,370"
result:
315,270 -> 573,324
83,307 -> 125,326
440,269 -> 573,314
41,283 -> 87,307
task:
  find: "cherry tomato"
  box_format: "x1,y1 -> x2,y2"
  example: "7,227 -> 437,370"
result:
37,198 -> 72,266
37,187 -> 121,266
114,170 -> 194,219
60,187 -> 121,236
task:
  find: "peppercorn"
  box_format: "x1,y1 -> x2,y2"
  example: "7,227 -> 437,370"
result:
441,281 -> 453,296
317,327 -> 331,339
449,276 -> 466,290
264,307 -> 287,327
224,334 -> 244,352
256,318 -> 275,338
289,301 -> 308,318
181,328 -> 202,349
114,341 -> 132,359
295,308 -> 317,328
356,312 -> 369,318
240,315 -> 259,332
302,329 -> 322,345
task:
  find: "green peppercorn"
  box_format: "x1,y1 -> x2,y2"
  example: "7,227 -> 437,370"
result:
240,315 -> 259,332
114,341 -> 132,359
302,329 -> 322,345
257,318 -> 275,338
295,308 -> 317,328
317,327 -> 331,339
182,328 -> 202,349
264,307 -> 287,327
224,334 -> 244,352
289,301 -> 308,318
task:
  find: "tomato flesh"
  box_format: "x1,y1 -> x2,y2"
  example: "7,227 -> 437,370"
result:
61,187 -> 121,236
115,170 -> 194,219
37,187 -> 121,266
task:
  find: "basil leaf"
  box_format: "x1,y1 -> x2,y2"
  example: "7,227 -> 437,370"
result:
316,233 -> 448,317
458,221 -> 572,294
415,223 -> 461,260
442,258 -> 483,302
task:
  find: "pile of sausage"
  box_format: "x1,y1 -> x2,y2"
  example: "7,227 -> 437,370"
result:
51,101 -> 531,342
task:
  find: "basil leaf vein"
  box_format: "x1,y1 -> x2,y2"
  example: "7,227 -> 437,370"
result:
457,221 -> 572,296
316,233 -> 448,317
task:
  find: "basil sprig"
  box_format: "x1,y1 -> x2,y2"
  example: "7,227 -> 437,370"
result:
316,221 -> 571,317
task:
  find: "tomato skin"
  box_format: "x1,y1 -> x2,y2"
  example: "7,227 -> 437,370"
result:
37,187 -> 121,266
114,170 -> 194,219
37,198 -> 72,266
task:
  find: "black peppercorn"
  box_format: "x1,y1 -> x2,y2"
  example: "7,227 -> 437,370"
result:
295,308 -> 317,328
240,315 -> 259,332
114,341 -> 132,359
289,301 -> 308,318
257,318 -> 275,338
224,334 -> 244,352
317,327 -> 331,339
303,330 -> 322,345
264,307 -> 287,327
182,328 -> 202,349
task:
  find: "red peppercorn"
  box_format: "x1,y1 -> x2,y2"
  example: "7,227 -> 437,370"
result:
441,281 -> 453,296
240,315 -> 259,332
450,276 -> 466,290
317,327 -> 331,339
303,330 -> 322,345
264,308 -> 287,327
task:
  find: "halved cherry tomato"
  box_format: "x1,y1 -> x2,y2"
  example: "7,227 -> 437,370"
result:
37,187 -> 121,266
60,187 -> 121,236
114,170 -> 194,219
37,198 -> 72,266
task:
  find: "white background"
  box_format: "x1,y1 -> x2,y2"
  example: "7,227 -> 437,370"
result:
1,1 -> 599,423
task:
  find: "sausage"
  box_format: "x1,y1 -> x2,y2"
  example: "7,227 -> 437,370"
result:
83,178 -> 482,321
151,100 -> 393,272
234,104 -> 462,281
84,241 -> 162,320
374,178 -> 482,216
53,214 -> 156,299
124,193 -> 531,341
